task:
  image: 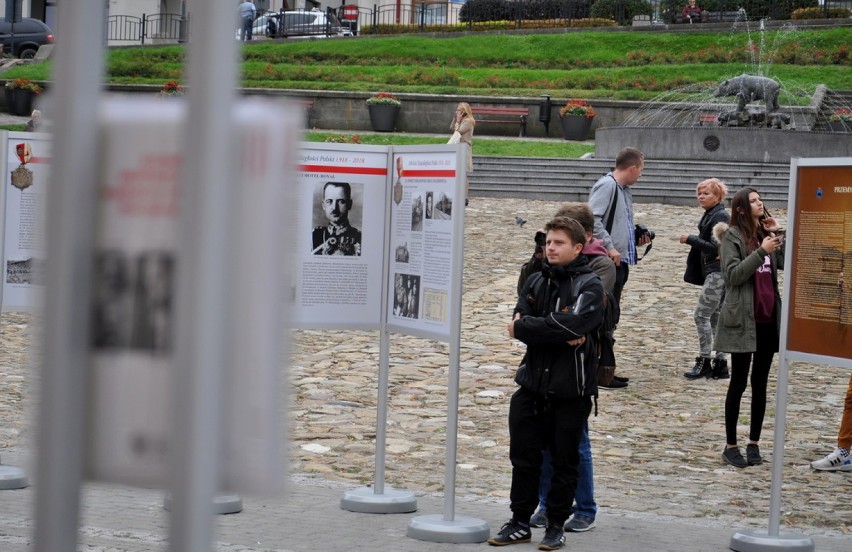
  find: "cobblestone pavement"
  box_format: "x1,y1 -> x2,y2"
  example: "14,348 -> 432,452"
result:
1,197 -> 850,545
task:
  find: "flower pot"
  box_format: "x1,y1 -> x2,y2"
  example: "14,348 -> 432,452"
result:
7,88 -> 36,117
368,104 -> 400,132
560,115 -> 593,141
826,121 -> 851,132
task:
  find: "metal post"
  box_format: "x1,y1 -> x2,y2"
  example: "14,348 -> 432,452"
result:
33,1 -> 105,550
168,2 -> 239,550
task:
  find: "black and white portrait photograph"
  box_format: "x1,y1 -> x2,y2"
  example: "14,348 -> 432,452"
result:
311,181 -> 363,256
425,192 -> 434,220
392,273 -> 420,319
395,242 -> 410,263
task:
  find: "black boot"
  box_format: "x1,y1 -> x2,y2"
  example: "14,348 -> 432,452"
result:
711,358 -> 730,379
683,357 -> 712,379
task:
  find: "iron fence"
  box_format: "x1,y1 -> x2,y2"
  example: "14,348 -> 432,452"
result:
106,13 -> 186,44
105,1 -> 851,44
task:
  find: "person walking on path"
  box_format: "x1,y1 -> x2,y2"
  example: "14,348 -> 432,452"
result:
681,178 -> 731,380
449,102 -> 475,206
239,0 -> 257,41
810,372 -> 852,471
588,147 -> 648,388
714,187 -> 784,469
527,203 -> 614,533
489,216 -> 604,550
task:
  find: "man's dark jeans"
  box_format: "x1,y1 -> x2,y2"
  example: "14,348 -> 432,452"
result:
508,387 -> 591,526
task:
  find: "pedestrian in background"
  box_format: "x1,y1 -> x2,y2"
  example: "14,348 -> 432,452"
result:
681,178 -> 730,380
449,102 -> 475,206
588,147 -> 648,388
810,373 -> 852,471
714,187 -> 784,469
239,0 -> 256,41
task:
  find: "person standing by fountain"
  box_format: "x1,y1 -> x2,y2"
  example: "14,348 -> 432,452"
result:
681,178 -> 730,380
714,187 -> 784,468
588,147 -> 647,388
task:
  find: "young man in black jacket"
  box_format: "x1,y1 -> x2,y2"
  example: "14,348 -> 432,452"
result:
488,217 -> 604,551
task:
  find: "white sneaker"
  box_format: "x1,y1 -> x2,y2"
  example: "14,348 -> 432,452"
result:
810,447 -> 852,471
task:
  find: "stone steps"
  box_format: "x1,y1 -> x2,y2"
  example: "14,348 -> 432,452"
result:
470,156 -> 792,207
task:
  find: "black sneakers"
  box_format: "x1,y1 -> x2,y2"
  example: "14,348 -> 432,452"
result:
746,443 -> 763,465
723,446 -> 748,468
538,523 -> 565,551
487,519 -> 531,546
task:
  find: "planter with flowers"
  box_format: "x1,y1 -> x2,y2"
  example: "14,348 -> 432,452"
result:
559,99 -> 596,140
5,79 -> 43,116
826,108 -> 851,132
159,81 -> 185,97
366,92 -> 401,132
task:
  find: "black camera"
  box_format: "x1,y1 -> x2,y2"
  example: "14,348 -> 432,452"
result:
534,230 -> 546,247
634,224 -> 655,244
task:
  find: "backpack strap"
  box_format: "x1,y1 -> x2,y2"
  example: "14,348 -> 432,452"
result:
603,176 -> 619,235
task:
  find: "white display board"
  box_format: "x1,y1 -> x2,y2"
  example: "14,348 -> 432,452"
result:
292,144 -> 390,328
386,149 -> 464,341
86,98 -> 297,492
292,143 -> 465,342
0,131 -> 51,311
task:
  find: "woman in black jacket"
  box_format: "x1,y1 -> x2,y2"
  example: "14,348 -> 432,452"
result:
681,178 -> 731,379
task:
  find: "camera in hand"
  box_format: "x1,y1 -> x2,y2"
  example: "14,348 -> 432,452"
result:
634,224 -> 655,244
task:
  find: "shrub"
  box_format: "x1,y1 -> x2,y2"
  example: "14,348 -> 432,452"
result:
5,78 -> 43,94
792,6 -> 851,19
460,0 -> 595,23
590,0 -> 651,24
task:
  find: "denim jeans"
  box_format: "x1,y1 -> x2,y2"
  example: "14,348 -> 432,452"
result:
537,420 -> 596,520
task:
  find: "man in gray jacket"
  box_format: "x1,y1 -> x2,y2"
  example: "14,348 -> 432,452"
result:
587,147 -> 648,387
239,0 -> 257,41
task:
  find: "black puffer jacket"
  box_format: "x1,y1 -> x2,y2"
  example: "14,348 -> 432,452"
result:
513,255 -> 604,400
686,202 -> 730,275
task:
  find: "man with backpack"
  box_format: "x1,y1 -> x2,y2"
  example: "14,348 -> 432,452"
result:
522,203 -> 617,535
588,147 -> 648,388
488,216 -> 604,550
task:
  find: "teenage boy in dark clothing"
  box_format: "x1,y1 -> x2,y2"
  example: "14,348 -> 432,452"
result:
488,217 -> 604,551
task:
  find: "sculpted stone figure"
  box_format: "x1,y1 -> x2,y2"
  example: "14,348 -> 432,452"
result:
713,74 -> 781,114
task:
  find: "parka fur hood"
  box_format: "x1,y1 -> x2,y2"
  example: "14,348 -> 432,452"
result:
712,222 -> 729,245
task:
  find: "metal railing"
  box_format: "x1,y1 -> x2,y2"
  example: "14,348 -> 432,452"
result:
106,13 -> 187,44
104,1 -> 851,44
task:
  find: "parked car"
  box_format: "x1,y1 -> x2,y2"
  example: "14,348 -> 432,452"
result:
277,9 -> 345,38
0,17 -> 54,59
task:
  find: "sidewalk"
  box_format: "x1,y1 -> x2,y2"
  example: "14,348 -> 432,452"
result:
0,447 -> 848,551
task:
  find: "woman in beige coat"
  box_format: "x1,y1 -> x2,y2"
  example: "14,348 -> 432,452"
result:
450,102 -> 475,205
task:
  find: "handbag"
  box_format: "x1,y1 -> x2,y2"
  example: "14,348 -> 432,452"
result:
683,247 -> 705,285
447,131 -> 461,144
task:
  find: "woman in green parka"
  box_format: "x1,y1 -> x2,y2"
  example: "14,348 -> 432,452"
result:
713,187 -> 785,469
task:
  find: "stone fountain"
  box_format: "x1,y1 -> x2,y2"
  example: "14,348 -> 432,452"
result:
595,21 -> 852,163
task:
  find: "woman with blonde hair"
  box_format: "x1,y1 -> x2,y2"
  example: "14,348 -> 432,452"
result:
681,178 -> 730,380
449,102 -> 475,206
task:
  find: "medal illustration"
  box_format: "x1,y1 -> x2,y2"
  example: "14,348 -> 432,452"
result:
10,143 -> 34,191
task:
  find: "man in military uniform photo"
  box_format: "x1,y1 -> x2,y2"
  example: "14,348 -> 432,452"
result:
312,182 -> 362,256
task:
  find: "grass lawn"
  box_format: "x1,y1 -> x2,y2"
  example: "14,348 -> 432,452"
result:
305,131 -> 595,158
3,27 -> 849,101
